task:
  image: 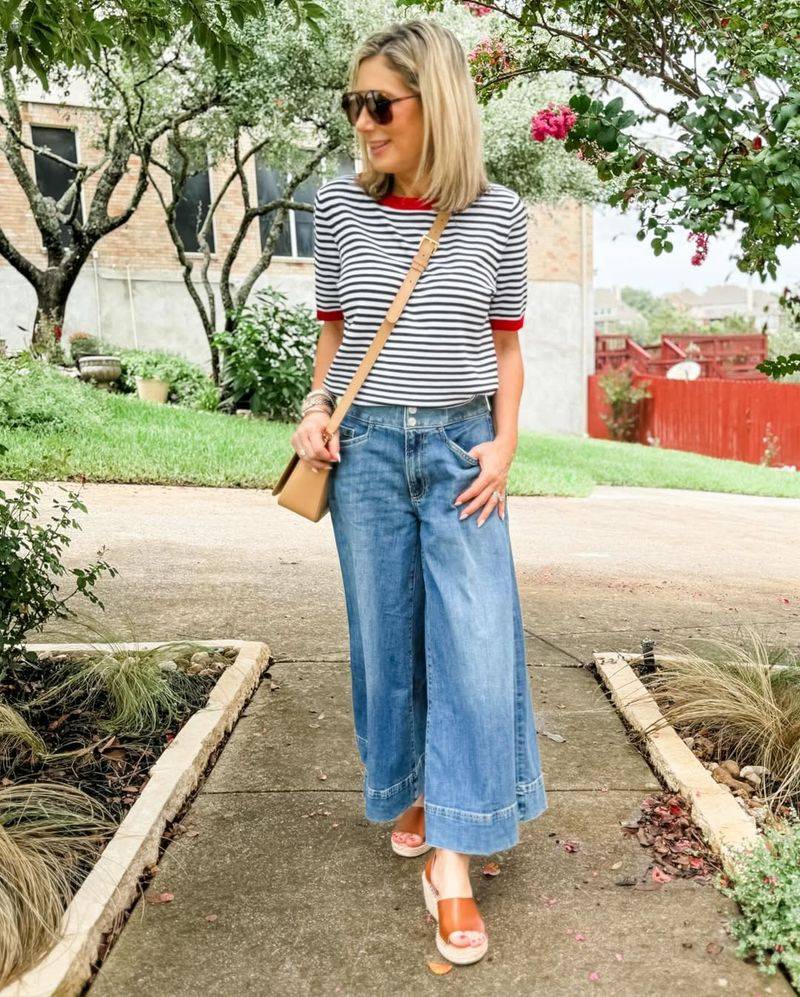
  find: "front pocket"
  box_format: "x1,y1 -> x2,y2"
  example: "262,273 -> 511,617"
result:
338,420 -> 372,447
439,414 -> 494,467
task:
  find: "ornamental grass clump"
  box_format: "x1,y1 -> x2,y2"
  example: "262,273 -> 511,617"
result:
0,702 -> 48,768
30,614 -> 211,737
0,782 -> 114,988
642,626 -> 800,809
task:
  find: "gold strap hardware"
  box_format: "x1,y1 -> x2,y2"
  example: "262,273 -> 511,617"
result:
419,234 -> 439,253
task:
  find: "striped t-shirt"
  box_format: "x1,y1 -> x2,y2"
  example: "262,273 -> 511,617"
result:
314,173 -> 528,406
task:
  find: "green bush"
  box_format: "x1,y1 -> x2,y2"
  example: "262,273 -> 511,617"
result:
117,349 -> 220,410
67,332 -> 103,364
212,286 -> 319,420
0,479 -> 117,679
598,364 -> 652,442
720,820 -> 800,987
0,355 -> 104,433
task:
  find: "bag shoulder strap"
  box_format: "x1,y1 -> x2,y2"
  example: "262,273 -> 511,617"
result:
321,208 -> 451,441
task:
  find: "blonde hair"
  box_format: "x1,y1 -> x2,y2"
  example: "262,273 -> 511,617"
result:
348,19 -> 489,214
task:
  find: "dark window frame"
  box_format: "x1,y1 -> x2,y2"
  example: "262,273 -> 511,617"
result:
168,141 -> 217,256
30,124 -> 84,249
255,151 -> 358,260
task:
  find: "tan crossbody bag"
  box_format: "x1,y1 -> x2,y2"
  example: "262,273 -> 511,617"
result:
272,208 -> 451,522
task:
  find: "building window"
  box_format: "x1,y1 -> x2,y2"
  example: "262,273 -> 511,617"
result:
169,141 -> 215,254
31,125 -> 82,247
256,151 -> 356,258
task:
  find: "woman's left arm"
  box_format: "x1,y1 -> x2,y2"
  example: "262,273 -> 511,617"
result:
490,330 -> 523,454
453,330 -> 523,525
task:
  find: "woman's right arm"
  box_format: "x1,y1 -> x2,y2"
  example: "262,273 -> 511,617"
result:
291,318 -> 344,471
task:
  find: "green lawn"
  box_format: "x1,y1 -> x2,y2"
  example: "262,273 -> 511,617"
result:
2,367 -> 799,498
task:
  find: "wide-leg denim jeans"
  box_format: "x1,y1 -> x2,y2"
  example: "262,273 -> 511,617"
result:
328,392 -> 548,855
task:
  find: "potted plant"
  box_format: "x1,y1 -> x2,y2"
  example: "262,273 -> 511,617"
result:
135,373 -> 170,403
117,351 -> 178,404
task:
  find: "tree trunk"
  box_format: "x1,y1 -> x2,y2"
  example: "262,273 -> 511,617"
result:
209,335 -> 220,386
31,273 -> 68,355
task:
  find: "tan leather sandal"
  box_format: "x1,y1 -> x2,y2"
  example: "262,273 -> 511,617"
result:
421,851 -> 488,965
390,803 -> 432,857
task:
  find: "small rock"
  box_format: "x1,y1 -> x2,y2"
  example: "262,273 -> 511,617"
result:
159,660 -> 178,672
191,651 -> 212,667
739,765 -> 769,785
719,760 -> 740,777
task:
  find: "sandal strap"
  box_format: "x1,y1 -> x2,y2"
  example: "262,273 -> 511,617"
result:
393,804 -> 425,837
438,897 -> 485,942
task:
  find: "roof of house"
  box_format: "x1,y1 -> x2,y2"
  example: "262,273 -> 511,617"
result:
594,288 -> 645,324
663,285 -> 780,310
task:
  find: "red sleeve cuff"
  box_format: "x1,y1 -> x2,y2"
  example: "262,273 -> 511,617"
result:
317,308 -> 344,321
489,315 -> 524,331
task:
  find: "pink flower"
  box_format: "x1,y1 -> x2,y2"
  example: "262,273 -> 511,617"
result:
465,0 -> 493,14
688,231 -> 709,266
530,104 -> 578,142
467,37 -> 515,86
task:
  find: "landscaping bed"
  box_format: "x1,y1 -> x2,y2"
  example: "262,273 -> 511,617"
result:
0,639 -> 270,995
1,644 -> 234,829
592,631 -> 800,991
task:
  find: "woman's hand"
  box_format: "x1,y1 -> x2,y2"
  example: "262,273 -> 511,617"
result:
453,434 -> 516,525
291,409 -> 341,472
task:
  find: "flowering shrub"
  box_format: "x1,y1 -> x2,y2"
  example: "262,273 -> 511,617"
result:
467,36 -> 516,91
530,103 -> 578,142
688,231 -> 710,266
68,332 -> 103,364
464,1 -> 493,13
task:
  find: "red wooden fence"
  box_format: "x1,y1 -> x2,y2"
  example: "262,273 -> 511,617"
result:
587,374 -> 800,467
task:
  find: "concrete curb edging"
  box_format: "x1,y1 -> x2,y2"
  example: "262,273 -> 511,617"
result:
1,639 -> 270,997
592,651 -> 760,872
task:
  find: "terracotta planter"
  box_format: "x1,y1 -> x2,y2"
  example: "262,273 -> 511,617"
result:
135,376 -> 170,404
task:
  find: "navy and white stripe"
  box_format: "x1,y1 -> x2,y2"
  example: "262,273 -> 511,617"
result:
313,174 -> 528,406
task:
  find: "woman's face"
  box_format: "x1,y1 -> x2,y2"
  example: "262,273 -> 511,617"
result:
353,54 -> 424,180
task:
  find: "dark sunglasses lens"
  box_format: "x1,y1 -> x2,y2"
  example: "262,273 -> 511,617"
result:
341,94 -> 360,125
341,92 -> 392,126
368,93 -> 392,124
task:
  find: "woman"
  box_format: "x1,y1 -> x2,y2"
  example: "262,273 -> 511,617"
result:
290,18 -> 548,966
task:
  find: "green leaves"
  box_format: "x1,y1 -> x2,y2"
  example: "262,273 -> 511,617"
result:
516,2 -> 800,278
0,0 -> 306,84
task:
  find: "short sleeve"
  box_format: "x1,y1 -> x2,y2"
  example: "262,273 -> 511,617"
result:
489,195 -> 528,332
313,186 -> 344,321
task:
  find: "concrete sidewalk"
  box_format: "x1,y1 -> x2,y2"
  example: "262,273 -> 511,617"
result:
11,481 -> 797,995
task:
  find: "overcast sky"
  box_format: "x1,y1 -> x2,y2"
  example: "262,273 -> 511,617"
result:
589,68 -> 799,298
593,204 -> 800,297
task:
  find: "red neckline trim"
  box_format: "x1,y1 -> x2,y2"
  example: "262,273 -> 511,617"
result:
379,193 -> 436,210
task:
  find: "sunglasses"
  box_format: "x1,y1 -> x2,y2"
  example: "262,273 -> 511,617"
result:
340,90 -> 419,126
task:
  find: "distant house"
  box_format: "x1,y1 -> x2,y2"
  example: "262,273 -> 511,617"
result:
663,285 -> 781,332
594,287 -> 645,334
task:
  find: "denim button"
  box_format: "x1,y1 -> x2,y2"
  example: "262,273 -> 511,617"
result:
408,406 -> 417,413
408,416 -> 417,426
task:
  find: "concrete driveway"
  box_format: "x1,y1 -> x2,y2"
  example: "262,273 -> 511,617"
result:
8,480 -> 799,995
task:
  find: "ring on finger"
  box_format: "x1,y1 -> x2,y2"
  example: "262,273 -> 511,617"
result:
492,488 -> 505,501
